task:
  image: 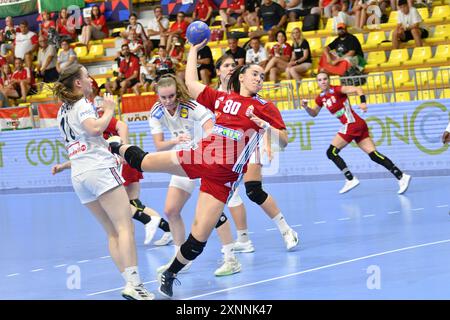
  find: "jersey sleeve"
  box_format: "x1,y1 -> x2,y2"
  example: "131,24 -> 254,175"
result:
77,99 -> 97,124
259,102 -> 286,130
196,85 -> 225,112
104,117 -> 118,138
149,105 -> 164,134
191,101 -> 213,127
315,95 -> 323,107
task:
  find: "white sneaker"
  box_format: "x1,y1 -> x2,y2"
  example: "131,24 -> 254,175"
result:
214,257 -> 242,277
121,283 -> 155,300
154,232 -> 173,246
398,174 -> 411,194
282,228 -> 299,251
233,240 -> 255,253
144,218 -> 159,245
339,177 -> 360,194
157,260 -> 193,274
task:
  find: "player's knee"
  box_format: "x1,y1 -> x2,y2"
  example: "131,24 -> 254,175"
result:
124,146 -> 148,172
245,181 -> 268,205
326,145 -> 340,160
215,213 -> 228,229
368,150 -> 384,163
180,233 -> 207,261
130,198 -> 145,212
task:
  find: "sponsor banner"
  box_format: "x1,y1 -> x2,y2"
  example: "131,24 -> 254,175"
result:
0,100 -> 449,191
162,0 -> 229,15
0,106 -> 33,131
38,0 -> 85,13
0,0 -> 37,19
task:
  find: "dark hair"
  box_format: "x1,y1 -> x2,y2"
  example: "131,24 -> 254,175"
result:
316,71 -> 330,79
129,13 -> 137,19
121,43 -> 129,49
215,53 -> 235,71
159,45 -> 167,50
226,63 -> 259,94
275,30 -> 287,42
398,0 -> 407,5
52,64 -> 84,104
91,5 -> 101,19
20,20 -> 28,27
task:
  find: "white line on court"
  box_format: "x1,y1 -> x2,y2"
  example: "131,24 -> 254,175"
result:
77,260 -> 90,264
291,224 -> 302,228
6,273 -> 20,277
265,228 -> 277,231
387,211 -> 400,214
338,217 -> 351,221
363,214 -> 375,218
87,280 -> 158,296
411,208 -> 424,211
31,268 -> 44,273
313,221 -> 327,224
99,256 -> 110,259
54,264 -> 67,268
184,238 -> 450,300
436,205 -> 448,208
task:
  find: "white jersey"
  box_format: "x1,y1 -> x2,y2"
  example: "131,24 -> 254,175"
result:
149,100 -> 212,150
57,98 -> 119,177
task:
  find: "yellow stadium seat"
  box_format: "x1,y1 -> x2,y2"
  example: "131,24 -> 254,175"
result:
404,46 -> 432,66
307,38 -> 323,55
122,93 -> 136,98
330,76 -> 340,86
368,94 -> 387,104
280,79 -> 299,98
324,36 -> 335,46
426,24 -> 450,44
142,92 -> 156,96
211,47 -> 223,61
417,90 -> 436,100
391,92 -> 411,102
366,72 -> 388,90
74,46 -> 88,58
299,79 -> 319,97
392,69 -> 411,88
383,49 -> 409,68
264,41 -> 277,52
427,5 -> 450,23
428,44 -> 450,63
277,101 -> 292,111
388,10 -> 398,24
317,18 -> 333,36
417,7 -> 430,20
414,68 -> 434,86
238,37 -> 249,47
286,21 -> 303,35
248,26 -> 258,32
440,88 -> 450,99
365,51 -> 386,68
354,33 -> 365,46
348,95 -> 358,106
364,31 -> 387,49
435,67 -> 450,86
87,44 -> 104,58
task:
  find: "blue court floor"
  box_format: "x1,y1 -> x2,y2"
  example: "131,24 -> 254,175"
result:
1,176 -> 450,300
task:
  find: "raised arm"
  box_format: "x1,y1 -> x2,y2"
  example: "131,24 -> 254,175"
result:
185,40 -> 208,99
82,93 -> 115,136
302,99 -> 322,117
341,86 -> 367,112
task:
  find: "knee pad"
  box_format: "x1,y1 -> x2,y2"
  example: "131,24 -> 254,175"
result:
124,146 -> 148,172
180,234 -> 207,261
130,198 -> 145,212
215,213 -> 228,229
245,181 -> 268,205
326,145 -> 340,160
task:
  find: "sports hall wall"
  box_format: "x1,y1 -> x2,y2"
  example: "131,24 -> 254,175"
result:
0,100 -> 449,192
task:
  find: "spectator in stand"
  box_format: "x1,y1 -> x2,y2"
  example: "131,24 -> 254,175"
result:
225,37 -> 246,66
196,44 -> 215,85
0,64 -> 13,108
193,0 -> 214,25
250,0 -> 287,42
39,10 -> 56,38
105,44 -> 140,96
319,23 -> 365,76
56,8 -> 78,41
0,16 -> 17,58
37,36 -> 58,83
392,0 -> 428,49
320,0 -> 340,18
12,21 -> 38,71
149,45 -> 175,79
132,55 -> 156,95
238,0 -> 261,28
167,35 -> 185,65
331,4 -> 355,34
285,0 -> 306,22
128,30 -> 145,58
121,13 -> 151,57
56,39 -> 78,73
245,37 -> 268,68
147,6 -> 169,50
219,0 -> 245,29
286,28 -> 312,81
162,11 -> 189,49
264,30 -> 292,82
10,57 -> 35,102
80,5 -> 108,46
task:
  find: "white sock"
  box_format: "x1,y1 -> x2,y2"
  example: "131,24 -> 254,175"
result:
151,215 -> 161,226
222,243 -> 235,260
272,212 -> 290,234
173,245 -> 180,255
123,266 -> 141,286
121,271 -> 127,282
237,229 -> 249,243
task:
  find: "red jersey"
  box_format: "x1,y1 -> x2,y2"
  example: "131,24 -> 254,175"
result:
93,15 -> 108,35
195,0 -> 212,20
230,0 -> 244,11
315,85 -> 361,125
56,18 -> 77,39
196,86 -> 286,174
0,56 -> 6,68
11,67 -> 35,85
270,43 -> 293,58
119,54 -> 140,78
169,21 -> 189,40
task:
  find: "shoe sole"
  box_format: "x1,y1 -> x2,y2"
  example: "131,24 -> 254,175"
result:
214,266 -> 242,277
158,287 -> 173,299
398,176 -> 411,194
339,181 -> 360,194
121,293 -> 136,300
153,240 -> 173,246
233,248 -> 255,253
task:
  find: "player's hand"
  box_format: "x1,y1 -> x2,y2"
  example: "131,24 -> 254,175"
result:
175,133 -> 192,144
101,93 -> 116,113
442,131 -> 450,144
359,103 -> 367,112
247,110 -> 270,130
192,38 -> 208,51
51,164 -> 64,175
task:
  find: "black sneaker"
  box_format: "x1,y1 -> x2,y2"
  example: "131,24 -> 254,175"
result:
158,270 -> 180,298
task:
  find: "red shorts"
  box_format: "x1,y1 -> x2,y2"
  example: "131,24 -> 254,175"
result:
177,148 -> 240,203
338,119 -> 370,143
122,163 -> 143,186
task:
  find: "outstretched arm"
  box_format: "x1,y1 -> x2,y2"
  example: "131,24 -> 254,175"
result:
302,99 -> 322,117
185,39 -> 208,99
52,161 -> 71,175
341,86 -> 367,112
247,110 -> 288,148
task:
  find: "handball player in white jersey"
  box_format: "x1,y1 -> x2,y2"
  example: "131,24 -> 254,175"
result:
53,64 -> 153,300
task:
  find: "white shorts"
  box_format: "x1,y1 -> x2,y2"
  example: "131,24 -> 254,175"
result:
72,167 -> 124,204
169,175 -> 243,207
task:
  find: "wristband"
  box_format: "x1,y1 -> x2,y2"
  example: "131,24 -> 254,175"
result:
360,95 -> 366,103
262,121 -> 270,130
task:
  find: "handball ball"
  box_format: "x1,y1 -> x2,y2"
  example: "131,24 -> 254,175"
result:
186,21 -> 211,45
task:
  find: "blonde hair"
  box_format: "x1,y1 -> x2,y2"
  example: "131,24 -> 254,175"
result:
52,64 -> 84,105
156,74 -> 192,102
